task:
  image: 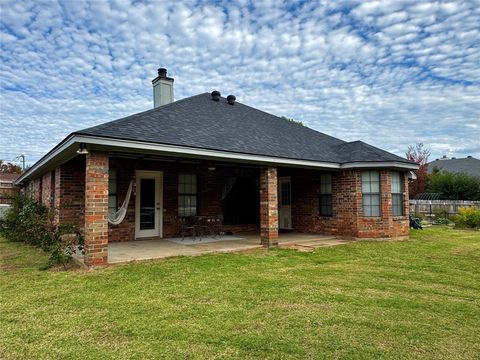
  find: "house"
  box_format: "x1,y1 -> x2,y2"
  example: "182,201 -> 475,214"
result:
15,68 -> 418,266
427,156 -> 480,178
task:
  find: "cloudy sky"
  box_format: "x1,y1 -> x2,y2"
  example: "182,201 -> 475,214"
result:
1,0 -> 479,166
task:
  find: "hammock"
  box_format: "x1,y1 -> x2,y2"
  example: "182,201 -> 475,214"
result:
108,180 -> 134,225
222,177 -> 236,200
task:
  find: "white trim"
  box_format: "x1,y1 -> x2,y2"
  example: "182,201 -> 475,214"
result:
135,170 -> 163,239
74,135 -> 341,169
340,161 -> 419,170
15,135 -> 76,184
16,134 -> 419,184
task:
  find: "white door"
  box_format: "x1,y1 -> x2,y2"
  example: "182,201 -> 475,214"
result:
135,171 -> 163,238
278,177 -> 292,229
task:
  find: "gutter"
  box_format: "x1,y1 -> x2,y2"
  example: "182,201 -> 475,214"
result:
15,134 -> 419,184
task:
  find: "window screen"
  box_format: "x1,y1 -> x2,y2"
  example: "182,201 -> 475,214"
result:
178,174 -> 197,217
319,173 -> 332,216
362,171 -> 380,217
391,172 -> 403,216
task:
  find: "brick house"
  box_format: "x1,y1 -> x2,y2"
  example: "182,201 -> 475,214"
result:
16,68 -> 418,266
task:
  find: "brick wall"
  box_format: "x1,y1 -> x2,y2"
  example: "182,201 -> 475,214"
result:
44,153 -> 409,248
41,172 -> 52,207
291,168 -> 409,238
107,158 -> 259,242
32,177 -> 42,203
58,156 -> 86,229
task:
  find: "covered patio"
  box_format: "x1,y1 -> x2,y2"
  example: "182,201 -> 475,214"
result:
73,232 -> 354,265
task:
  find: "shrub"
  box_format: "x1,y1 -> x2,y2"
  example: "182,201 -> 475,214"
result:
0,194 -> 83,269
426,171 -> 480,200
453,207 -> 480,229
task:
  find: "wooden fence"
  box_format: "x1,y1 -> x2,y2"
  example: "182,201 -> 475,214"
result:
0,187 -> 18,205
410,199 -> 480,219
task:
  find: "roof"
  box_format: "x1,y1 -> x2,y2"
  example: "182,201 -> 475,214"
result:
0,173 -> 20,185
17,92 -> 418,184
76,93 -> 412,165
427,157 -> 480,177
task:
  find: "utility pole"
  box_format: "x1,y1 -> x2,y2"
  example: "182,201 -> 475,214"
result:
15,155 -> 26,171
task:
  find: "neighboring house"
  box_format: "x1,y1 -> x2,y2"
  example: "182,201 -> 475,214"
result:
427,156 -> 480,177
16,68 -> 418,266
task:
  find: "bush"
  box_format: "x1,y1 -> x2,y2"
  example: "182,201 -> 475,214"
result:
453,207 -> 480,229
426,171 -> 480,200
0,194 -> 83,268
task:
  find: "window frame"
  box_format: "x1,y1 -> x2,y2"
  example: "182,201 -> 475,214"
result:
362,171 -> 381,217
391,171 -> 404,216
319,173 -> 333,217
178,173 -> 198,217
108,169 -> 118,217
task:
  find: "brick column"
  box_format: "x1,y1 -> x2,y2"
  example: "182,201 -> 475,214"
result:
260,167 -> 278,247
84,151 -> 109,266
380,170 -> 393,232
403,172 -> 410,218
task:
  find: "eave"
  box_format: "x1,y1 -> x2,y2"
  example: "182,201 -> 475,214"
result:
15,134 -> 419,184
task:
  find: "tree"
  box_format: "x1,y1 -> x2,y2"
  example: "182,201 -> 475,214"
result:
405,143 -> 430,198
0,160 -> 22,174
426,171 -> 480,201
281,116 -> 304,126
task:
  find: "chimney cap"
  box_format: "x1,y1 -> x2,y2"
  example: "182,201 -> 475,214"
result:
211,90 -> 221,101
227,94 -> 236,105
158,68 -> 167,77
152,67 -> 174,84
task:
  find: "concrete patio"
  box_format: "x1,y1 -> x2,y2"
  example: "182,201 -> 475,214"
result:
73,232 -> 355,265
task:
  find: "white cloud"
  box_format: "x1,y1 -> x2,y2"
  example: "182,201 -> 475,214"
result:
0,0 -> 479,167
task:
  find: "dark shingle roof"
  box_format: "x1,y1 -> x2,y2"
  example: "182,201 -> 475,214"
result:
76,93 -> 412,165
427,157 -> 480,177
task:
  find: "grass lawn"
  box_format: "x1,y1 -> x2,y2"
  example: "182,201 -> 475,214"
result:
1,227 -> 479,359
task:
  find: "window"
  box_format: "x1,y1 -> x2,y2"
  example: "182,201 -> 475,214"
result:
280,180 -> 291,206
362,171 -> 380,217
391,172 -> 403,216
178,174 -> 197,217
108,169 -> 118,217
319,173 -> 332,216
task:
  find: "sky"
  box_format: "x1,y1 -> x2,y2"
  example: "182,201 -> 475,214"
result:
0,0 -> 479,167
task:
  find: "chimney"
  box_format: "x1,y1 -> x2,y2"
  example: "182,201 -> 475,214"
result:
152,68 -> 174,108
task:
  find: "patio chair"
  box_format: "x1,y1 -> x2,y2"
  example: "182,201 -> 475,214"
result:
180,216 -> 200,240
200,216 -> 223,239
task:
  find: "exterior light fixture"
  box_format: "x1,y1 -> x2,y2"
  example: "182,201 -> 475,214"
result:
76,143 -> 89,155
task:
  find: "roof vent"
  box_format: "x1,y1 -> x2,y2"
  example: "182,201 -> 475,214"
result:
467,155 -> 472,158
227,94 -> 236,105
211,90 -> 221,101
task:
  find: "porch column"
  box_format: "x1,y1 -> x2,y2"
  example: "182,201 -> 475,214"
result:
84,151 -> 109,266
260,167 -> 278,247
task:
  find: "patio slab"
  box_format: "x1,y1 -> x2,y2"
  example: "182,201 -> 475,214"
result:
72,232 -> 354,265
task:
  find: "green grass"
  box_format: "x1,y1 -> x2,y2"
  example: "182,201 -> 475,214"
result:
1,227 -> 479,359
